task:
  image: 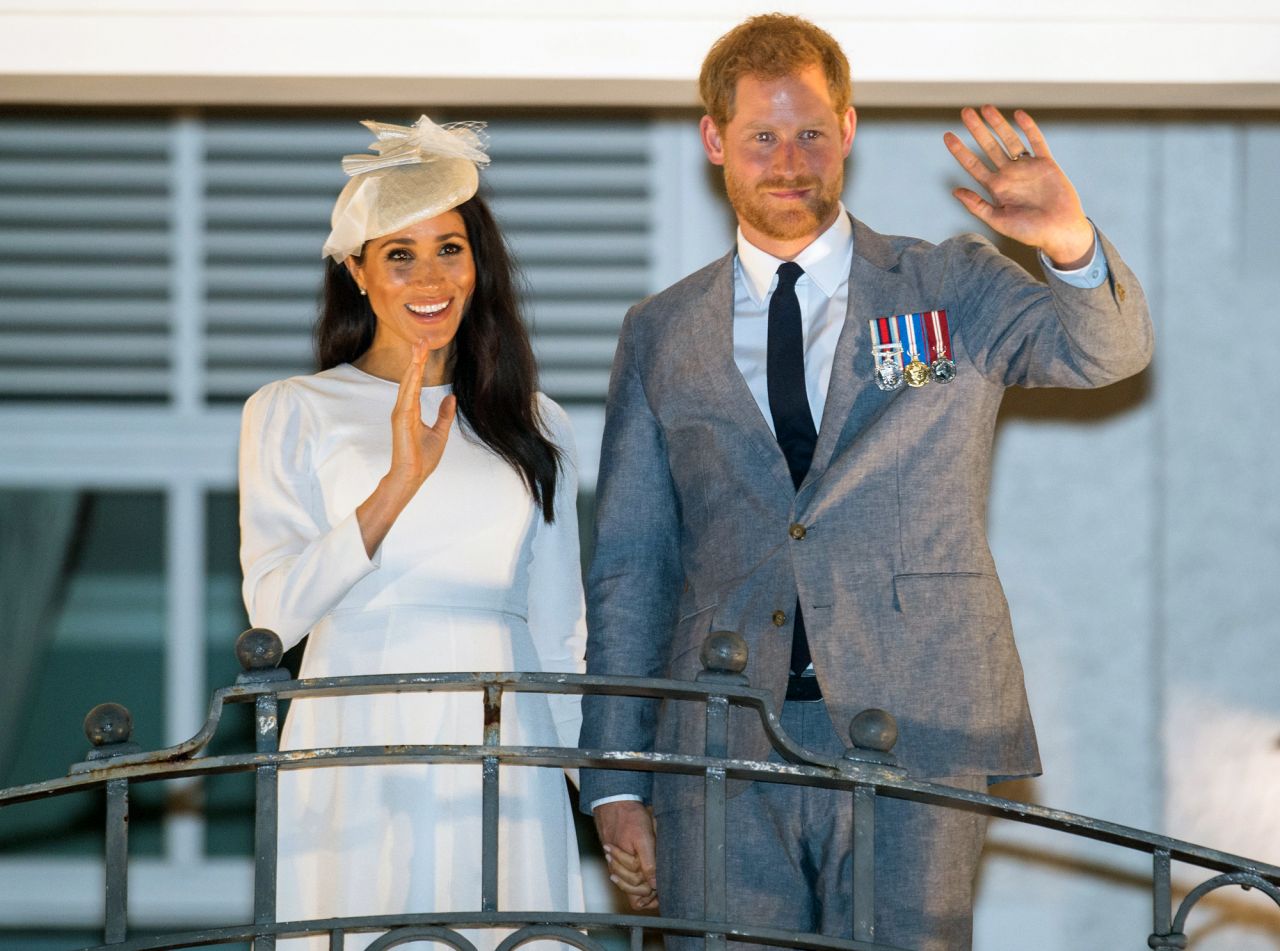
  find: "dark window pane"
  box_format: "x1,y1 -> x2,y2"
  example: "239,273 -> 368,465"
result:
0,490 -> 166,858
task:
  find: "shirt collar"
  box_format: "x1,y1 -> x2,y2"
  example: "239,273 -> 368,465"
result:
736,203 -> 854,305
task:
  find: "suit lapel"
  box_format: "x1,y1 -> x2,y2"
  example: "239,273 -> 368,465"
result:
808,217 -> 910,481
688,252 -> 795,493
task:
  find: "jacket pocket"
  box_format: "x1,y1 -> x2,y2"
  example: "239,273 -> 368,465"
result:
893,572 -> 1008,621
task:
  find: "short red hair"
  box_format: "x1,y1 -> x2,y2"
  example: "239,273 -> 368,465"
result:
699,14 -> 853,128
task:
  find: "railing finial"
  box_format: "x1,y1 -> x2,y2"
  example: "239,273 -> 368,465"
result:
849,708 -> 897,754
83,702 -> 140,761
841,708 -> 900,769
236,627 -> 284,672
84,702 -> 132,747
697,630 -> 749,685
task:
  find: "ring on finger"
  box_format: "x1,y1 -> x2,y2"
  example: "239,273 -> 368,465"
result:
1009,150 -> 1033,161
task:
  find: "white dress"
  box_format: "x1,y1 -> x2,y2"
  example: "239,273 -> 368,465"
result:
238,363 -> 587,951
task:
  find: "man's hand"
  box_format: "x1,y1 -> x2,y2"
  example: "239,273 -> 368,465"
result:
593,800 -> 658,910
944,105 -> 1095,269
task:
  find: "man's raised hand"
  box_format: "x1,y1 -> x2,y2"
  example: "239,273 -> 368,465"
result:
944,105 -> 1095,269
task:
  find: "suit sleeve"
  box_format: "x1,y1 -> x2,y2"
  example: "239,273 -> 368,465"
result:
238,381 -> 379,651
949,227 -> 1154,388
579,306 -> 683,808
525,396 -> 588,753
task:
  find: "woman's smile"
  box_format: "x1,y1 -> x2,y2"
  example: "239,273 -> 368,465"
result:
406,299 -> 451,317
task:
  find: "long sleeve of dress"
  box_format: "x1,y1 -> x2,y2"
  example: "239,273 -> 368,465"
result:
525,396 -> 588,750
238,380 -> 379,651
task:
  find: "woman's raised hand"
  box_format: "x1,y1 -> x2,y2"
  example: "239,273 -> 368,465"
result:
356,342 -> 457,557
388,341 -> 457,489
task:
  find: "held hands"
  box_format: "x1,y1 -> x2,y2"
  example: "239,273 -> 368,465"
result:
594,800 -> 659,910
356,341 -> 457,558
944,105 -> 1095,269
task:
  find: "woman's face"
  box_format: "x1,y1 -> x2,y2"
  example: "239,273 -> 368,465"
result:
345,209 -> 476,375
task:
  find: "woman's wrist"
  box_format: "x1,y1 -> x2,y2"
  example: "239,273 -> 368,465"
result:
356,474 -> 418,557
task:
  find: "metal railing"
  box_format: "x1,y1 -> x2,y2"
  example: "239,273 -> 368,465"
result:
1,627 -> 1278,950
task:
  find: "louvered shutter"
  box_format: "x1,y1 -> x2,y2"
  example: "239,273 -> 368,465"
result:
203,120 -> 367,401
0,120 -> 174,401
484,122 -> 650,401
1,115 -> 650,407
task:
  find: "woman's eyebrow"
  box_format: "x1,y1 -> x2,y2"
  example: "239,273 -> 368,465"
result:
375,232 -> 467,249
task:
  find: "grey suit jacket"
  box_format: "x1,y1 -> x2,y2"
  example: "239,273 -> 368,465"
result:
580,216 -> 1153,814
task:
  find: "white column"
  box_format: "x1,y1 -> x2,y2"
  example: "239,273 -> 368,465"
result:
169,114 -> 205,415
647,116 -> 734,291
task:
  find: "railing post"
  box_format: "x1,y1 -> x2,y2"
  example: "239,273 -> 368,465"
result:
482,682 -> 503,913
83,702 -> 141,945
843,708 -> 899,946
851,784 -> 875,943
1153,848 -> 1173,935
236,628 -> 290,950
695,631 -> 749,951
1148,849 -> 1188,949
103,777 -> 130,943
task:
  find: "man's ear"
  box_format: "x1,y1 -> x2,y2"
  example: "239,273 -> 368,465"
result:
840,106 -> 857,157
700,115 -> 726,167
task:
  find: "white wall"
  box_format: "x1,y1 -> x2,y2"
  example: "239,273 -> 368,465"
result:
1,0 -> 1279,107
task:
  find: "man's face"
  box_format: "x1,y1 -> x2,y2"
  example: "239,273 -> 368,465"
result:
701,63 -> 855,257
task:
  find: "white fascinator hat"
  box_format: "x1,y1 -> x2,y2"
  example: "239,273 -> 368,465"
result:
322,115 -> 491,263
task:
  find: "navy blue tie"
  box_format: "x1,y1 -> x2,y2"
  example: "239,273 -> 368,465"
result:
767,262 -> 817,490
765,261 -> 817,683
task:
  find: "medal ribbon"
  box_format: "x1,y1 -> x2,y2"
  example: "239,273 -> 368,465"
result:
869,318 -> 902,366
869,317 -> 884,350
913,313 -> 929,362
896,313 -> 922,363
924,309 -> 951,362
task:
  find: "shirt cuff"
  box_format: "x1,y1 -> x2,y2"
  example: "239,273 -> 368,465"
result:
588,793 -> 644,814
1039,227 -> 1108,289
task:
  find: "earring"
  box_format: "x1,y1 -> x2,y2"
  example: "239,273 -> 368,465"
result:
359,287 -> 367,296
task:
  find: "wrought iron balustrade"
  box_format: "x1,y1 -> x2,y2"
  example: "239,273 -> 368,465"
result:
1,627 -> 1278,951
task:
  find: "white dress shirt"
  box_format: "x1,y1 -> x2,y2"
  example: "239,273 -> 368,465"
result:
733,208 -> 854,434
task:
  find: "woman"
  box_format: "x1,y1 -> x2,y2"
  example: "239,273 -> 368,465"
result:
238,116 -> 586,950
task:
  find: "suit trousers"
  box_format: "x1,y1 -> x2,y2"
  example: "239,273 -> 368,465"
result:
655,700 -> 988,951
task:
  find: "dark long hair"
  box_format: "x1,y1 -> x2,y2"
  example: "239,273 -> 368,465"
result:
315,193 -> 562,522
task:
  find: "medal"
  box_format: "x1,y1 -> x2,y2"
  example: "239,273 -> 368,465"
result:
924,309 -> 957,384
904,358 -> 931,387
868,318 -> 905,391
872,310 -> 955,391
874,345 -> 904,390
901,313 -> 931,388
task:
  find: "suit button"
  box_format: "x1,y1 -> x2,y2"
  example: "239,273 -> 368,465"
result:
1116,282 -> 1127,302
771,610 -> 787,627
789,523 -> 807,540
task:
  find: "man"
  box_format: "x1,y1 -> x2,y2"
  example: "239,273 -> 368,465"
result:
580,14 -> 1151,950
